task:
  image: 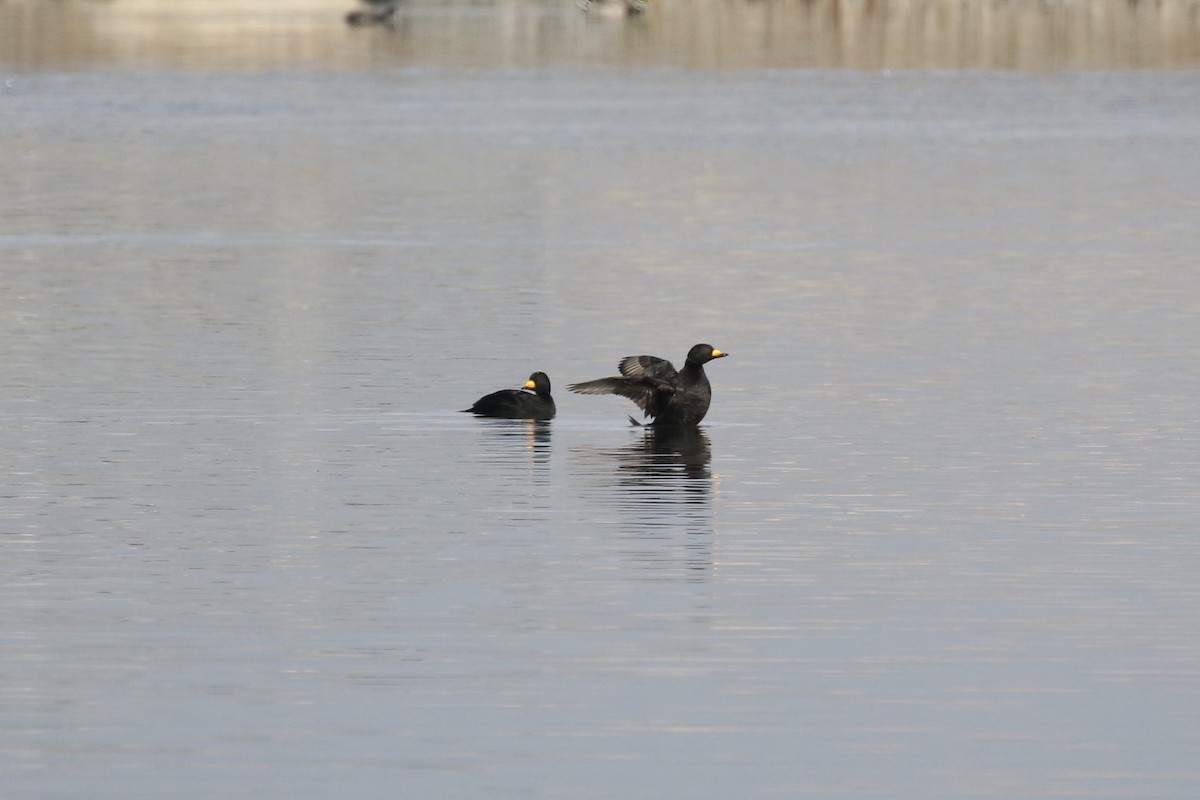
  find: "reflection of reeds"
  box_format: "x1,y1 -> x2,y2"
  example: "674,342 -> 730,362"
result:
1,0 -> 1198,70
678,0 -> 1200,70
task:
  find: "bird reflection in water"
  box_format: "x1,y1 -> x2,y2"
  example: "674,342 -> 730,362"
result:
619,425 -> 712,485
474,419 -> 552,482
579,426 -> 715,577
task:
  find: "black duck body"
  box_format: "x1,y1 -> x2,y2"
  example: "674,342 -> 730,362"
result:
568,343 -> 727,426
463,372 -> 556,420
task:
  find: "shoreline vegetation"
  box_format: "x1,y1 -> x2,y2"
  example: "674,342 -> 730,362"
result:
3,0 -> 1199,71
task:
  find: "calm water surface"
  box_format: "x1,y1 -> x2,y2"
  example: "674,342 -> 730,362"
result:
3,6 -> 1200,798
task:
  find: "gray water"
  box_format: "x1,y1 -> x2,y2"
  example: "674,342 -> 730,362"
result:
4,10 -> 1200,799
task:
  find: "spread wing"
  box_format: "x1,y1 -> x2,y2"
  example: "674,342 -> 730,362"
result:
567,377 -> 657,415
569,355 -> 680,418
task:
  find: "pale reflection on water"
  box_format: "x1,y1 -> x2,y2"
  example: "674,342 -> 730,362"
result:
471,418 -> 554,473
574,426 -> 715,575
2,0 -> 1199,71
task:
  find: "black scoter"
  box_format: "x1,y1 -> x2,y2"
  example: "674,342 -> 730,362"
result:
462,372 -> 556,420
568,343 -> 727,426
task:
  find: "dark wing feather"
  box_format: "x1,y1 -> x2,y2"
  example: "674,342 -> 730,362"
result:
567,377 -> 657,415
464,388 -> 555,419
618,355 -> 677,381
570,355 -> 683,420
463,389 -> 522,414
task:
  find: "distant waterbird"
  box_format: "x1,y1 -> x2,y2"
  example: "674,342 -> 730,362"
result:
578,0 -> 648,18
345,0 -> 398,27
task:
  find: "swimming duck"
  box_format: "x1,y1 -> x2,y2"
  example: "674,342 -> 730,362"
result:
462,372 -> 556,420
578,0 -> 648,18
345,1 -> 397,26
568,344 -> 727,426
